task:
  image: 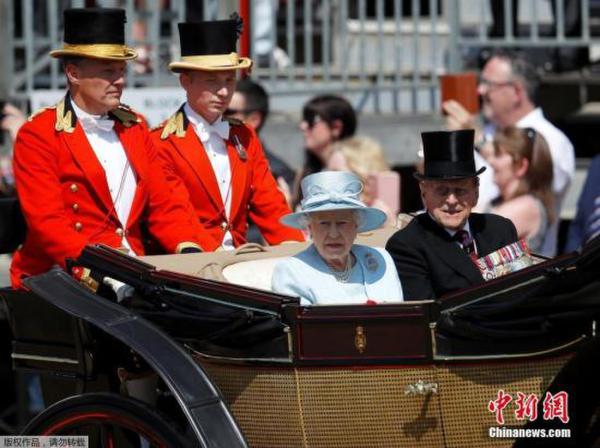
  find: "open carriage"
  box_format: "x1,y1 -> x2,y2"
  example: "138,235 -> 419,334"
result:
2,221 -> 600,447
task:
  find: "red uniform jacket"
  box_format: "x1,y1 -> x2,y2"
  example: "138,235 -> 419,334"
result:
151,107 -> 304,251
10,96 -> 202,288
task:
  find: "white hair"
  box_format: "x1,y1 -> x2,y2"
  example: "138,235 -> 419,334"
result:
304,209 -> 362,229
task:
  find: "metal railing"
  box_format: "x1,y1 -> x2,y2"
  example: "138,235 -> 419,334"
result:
2,0 -> 600,113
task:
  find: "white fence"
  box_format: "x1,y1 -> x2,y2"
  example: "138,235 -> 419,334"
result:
2,0 -> 600,113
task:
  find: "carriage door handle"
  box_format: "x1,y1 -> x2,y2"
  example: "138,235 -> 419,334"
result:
404,380 -> 438,396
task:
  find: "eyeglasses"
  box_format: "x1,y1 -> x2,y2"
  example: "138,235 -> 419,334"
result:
478,77 -> 514,90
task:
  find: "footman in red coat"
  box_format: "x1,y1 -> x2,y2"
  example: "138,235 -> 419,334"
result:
10,8 -> 203,288
151,17 -> 304,251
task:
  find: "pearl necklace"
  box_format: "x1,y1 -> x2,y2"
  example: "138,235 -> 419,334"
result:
328,253 -> 354,283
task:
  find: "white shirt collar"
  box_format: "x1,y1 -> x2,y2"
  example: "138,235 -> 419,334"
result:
427,211 -> 472,237
184,103 -> 229,142
70,98 -> 114,132
70,97 -> 101,118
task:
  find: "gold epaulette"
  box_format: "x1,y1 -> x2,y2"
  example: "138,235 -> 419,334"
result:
160,111 -> 186,140
111,103 -> 142,128
28,105 -> 55,122
223,116 -> 244,126
55,98 -> 75,133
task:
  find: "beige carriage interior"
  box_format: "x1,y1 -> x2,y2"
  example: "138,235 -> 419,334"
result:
141,226 -> 400,291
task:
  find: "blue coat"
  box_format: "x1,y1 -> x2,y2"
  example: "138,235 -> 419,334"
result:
271,244 -> 404,305
566,155 -> 600,252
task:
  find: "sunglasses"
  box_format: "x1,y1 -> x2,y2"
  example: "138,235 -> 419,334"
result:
302,112 -> 324,129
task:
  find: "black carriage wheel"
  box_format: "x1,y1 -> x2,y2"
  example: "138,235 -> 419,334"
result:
22,393 -> 189,448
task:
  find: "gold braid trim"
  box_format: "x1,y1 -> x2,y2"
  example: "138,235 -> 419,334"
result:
111,105 -> 141,128
28,105 -> 55,122
160,111 -> 186,140
60,43 -> 135,59
55,99 -> 75,133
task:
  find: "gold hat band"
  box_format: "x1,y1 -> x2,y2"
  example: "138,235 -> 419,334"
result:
62,43 -> 132,57
49,43 -> 137,60
180,52 -> 240,67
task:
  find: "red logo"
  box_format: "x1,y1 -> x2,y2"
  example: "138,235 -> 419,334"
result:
488,390 -> 569,425
543,391 -> 570,424
515,392 -> 539,421
488,389 -> 513,425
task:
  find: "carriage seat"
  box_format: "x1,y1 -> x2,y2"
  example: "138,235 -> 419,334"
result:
222,257 -> 287,292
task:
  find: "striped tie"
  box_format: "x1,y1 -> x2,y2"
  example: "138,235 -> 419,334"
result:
455,230 -> 477,256
584,196 -> 600,244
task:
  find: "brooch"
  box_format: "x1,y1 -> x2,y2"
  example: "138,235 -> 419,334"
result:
365,253 -> 379,272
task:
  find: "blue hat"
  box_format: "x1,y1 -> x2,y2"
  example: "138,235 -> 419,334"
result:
281,171 -> 387,232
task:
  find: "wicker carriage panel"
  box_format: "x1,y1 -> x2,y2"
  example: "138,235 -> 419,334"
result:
295,367 -> 443,447
436,354 -> 571,448
202,363 -> 305,447
202,354 -> 571,447
202,362 -> 444,447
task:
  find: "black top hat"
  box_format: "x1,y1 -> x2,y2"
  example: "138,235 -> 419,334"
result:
169,19 -> 252,72
415,129 -> 486,180
50,8 -> 137,60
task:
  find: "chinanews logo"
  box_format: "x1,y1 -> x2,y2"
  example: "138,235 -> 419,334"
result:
487,390 -> 571,439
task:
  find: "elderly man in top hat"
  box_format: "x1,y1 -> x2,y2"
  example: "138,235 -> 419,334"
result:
151,17 -> 303,251
10,8 -> 203,288
385,129 -> 518,300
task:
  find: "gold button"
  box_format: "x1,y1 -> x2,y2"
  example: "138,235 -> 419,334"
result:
115,228 -> 124,237
70,183 -> 78,193
72,203 -> 79,212
74,222 -> 83,231
220,221 -> 228,230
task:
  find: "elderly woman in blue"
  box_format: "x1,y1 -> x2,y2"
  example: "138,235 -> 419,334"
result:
271,171 -> 404,305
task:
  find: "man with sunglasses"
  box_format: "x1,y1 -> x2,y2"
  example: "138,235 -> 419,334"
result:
152,18 -> 303,251
443,50 -> 574,257
386,130 -> 518,300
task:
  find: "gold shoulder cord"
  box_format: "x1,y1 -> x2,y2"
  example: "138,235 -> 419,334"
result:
111,104 -> 141,128
160,111 -> 186,140
54,99 -> 74,133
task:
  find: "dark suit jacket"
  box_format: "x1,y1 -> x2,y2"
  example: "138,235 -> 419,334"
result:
565,155 -> 600,252
385,212 -> 518,300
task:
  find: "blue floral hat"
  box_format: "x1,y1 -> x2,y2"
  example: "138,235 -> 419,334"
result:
281,171 -> 387,232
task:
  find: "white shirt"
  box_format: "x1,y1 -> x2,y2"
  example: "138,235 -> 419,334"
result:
71,100 -> 137,254
474,150 -> 499,212
184,103 -> 234,250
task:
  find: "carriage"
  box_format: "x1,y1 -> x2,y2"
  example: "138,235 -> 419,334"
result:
2,221 -> 600,447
